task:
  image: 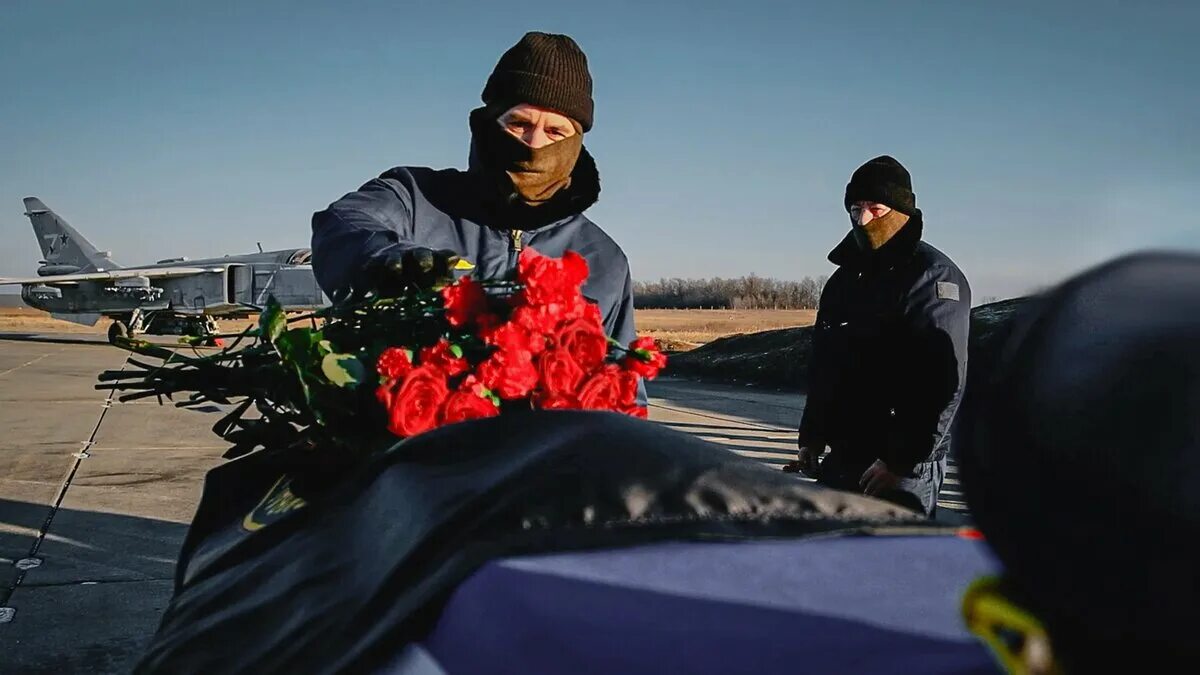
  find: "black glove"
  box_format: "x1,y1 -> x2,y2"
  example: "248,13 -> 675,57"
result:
367,247 -> 461,295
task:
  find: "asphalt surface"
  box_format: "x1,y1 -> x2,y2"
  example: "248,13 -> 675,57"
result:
0,334 -> 968,673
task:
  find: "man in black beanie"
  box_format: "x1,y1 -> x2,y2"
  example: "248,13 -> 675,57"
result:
784,156 -> 971,517
310,32 -> 640,395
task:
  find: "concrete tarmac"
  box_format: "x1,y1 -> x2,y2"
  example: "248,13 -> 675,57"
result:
0,335 -> 968,673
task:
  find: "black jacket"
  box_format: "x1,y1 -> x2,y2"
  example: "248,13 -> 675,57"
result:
797,213 -> 971,475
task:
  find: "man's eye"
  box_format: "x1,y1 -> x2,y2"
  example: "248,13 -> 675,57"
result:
547,129 -> 566,138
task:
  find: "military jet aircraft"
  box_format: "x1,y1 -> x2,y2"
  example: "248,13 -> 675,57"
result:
0,197 -> 328,342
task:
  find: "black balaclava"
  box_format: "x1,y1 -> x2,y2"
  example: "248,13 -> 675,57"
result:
468,32 -> 600,224
470,105 -> 583,208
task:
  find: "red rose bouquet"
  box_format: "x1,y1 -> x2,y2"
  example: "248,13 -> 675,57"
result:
373,249 -> 661,439
98,249 -> 667,460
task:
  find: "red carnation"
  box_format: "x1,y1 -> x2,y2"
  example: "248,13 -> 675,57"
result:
512,302 -> 569,337
617,369 -> 640,407
534,391 -> 579,410
559,292 -> 593,323
518,249 -> 589,306
577,365 -> 625,411
582,301 -> 602,325
440,378 -> 500,425
483,321 -> 547,355
419,339 -> 468,376
386,365 -> 450,437
560,250 -> 589,287
441,277 -> 489,328
556,317 -> 609,371
622,336 -> 668,380
538,348 -> 585,398
476,312 -> 503,332
478,349 -> 539,400
376,347 -> 413,379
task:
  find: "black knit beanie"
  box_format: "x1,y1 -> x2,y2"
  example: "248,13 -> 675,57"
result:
482,32 -> 594,132
843,155 -> 916,216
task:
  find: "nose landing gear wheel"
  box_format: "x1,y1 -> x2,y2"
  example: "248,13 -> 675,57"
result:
107,321 -> 130,344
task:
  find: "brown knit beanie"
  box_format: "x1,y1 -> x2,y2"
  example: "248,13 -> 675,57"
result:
482,32 -> 594,131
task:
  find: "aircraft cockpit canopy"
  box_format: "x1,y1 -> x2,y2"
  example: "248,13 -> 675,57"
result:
287,249 -> 312,265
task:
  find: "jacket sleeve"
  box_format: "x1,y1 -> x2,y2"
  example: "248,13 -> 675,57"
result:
310,178 -> 418,303
886,264 -> 971,475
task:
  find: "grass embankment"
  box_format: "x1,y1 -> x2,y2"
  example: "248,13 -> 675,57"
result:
667,298 -> 1030,389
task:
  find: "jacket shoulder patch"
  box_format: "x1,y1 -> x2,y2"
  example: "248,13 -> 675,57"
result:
936,281 -> 961,301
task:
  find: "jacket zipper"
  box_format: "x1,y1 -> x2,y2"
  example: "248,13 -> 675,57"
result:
510,229 -> 524,251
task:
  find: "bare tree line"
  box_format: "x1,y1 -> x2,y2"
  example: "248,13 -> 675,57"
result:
633,275 -> 828,310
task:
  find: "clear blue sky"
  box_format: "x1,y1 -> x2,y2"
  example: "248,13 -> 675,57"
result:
1,0 -> 1196,300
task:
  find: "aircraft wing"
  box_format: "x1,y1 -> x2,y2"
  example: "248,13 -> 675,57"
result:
0,266 -> 221,286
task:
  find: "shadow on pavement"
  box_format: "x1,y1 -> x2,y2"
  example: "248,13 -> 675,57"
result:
1,498 -> 187,675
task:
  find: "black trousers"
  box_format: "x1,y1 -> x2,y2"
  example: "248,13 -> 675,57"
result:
816,450 -> 946,518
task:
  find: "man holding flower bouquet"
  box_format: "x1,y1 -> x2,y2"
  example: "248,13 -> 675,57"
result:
310,31 -> 639,399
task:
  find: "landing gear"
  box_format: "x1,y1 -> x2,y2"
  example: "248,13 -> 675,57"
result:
107,321 -> 130,343
182,316 -> 223,347
199,317 -> 223,347
107,309 -> 148,344
128,308 -> 148,334
105,311 -> 223,346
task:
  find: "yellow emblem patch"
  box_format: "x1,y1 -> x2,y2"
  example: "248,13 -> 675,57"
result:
242,475 -> 308,532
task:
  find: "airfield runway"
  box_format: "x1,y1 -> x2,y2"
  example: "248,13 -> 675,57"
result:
0,334 -> 969,673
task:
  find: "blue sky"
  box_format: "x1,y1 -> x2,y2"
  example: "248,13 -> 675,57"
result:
1,0 -> 1196,300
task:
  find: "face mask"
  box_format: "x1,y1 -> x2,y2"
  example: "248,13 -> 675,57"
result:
851,208 -> 910,251
470,108 -> 583,207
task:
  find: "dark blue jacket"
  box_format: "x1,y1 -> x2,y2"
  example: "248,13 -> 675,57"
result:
797,214 -> 971,475
310,155 -> 637,357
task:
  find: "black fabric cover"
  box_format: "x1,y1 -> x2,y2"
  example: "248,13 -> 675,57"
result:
137,411 -> 918,673
957,251 -> 1200,664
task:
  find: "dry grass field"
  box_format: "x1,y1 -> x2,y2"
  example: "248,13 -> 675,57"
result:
0,307 -> 259,336
0,306 -> 815,351
635,309 -> 816,351
0,307 -> 102,333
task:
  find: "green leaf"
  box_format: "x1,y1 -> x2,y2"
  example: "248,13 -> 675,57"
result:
260,296 -> 286,344
291,365 -> 323,425
316,339 -> 334,356
449,343 -> 464,359
276,328 -> 316,365
321,353 -> 365,389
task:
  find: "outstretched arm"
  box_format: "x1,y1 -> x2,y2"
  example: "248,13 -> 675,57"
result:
310,178 -> 417,302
